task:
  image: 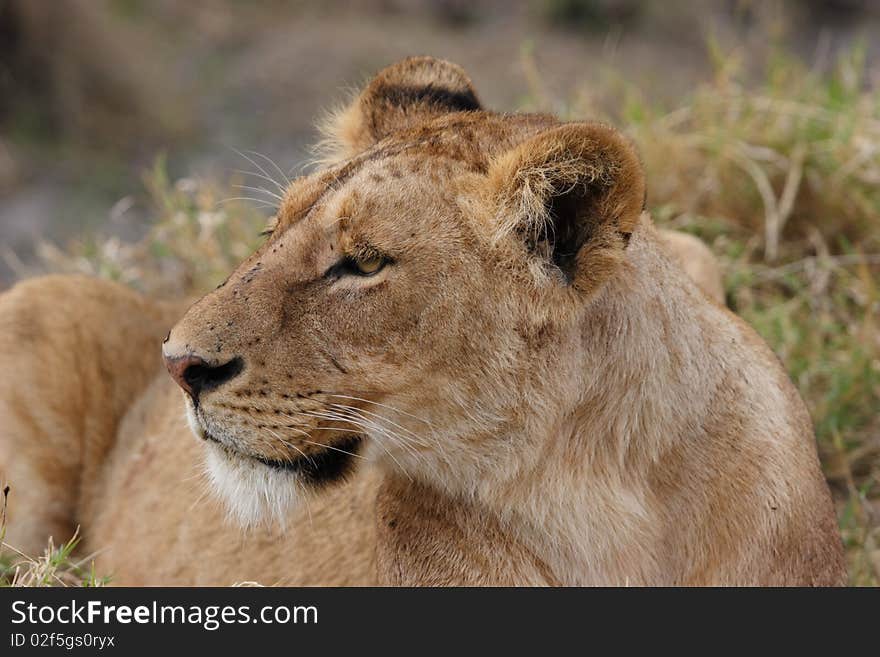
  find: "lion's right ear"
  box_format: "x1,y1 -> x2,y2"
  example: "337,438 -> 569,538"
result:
316,56 -> 482,164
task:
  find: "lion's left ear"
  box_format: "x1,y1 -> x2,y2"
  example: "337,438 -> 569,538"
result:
317,56 -> 482,163
487,122 -> 646,295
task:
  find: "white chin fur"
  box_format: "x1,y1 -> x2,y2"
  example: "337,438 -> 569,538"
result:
203,444 -> 302,529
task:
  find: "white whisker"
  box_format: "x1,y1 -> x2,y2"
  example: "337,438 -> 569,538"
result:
245,149 -> 292,187
233,184 -> 285,202
302,439 -> 367,460
216,197 -> 276,209
230,147 -> 285,193
232,169 -> 287,194
265,427 -> 314,466
322,404 -> 430,460
299,409 -> 414,480
325,394 -> 435,428
329,402 -> 430,447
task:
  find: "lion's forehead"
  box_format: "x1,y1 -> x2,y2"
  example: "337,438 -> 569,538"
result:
276,112 -> 558,233
276,158 -> 471,248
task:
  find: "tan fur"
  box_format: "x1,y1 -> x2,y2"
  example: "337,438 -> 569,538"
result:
0,58 -> 844,586
658,229 -> 725,304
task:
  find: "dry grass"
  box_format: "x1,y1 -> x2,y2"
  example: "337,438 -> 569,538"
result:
0,487 -> 109,587
4,41 -> 878,586
9,158 -> 269,298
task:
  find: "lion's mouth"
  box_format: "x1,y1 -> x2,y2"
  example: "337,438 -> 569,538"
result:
203,428 -> 364,486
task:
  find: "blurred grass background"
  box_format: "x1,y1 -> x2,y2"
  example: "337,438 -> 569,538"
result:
0,0 -> 877,585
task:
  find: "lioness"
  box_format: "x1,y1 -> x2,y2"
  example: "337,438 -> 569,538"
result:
0,57 -> 844,585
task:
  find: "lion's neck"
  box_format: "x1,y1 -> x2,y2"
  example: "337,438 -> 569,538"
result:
476,228 -> 726,584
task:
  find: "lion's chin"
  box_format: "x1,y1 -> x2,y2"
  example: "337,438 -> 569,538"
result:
185,401 -> 363,527
203,443 -> 304,528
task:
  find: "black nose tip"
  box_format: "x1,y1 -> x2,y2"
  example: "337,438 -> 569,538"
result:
164,354 -> 244,402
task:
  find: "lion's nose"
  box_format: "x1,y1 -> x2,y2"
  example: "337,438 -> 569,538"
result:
163,352 -> 244,402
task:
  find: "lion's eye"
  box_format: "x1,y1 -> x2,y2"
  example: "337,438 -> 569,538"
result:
324,251 -> 391,280
352,254 -> 387,276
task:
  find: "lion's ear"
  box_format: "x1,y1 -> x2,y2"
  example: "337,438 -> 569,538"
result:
317,56 -> 482,163
487,122 -> 646,294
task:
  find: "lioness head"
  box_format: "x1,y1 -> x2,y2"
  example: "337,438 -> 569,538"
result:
163,56 -> 645,524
